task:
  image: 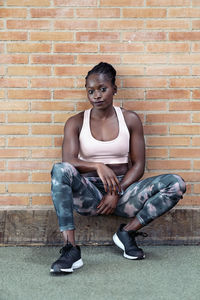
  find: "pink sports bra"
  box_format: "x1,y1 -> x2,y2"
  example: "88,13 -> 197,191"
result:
78,106 -> 130,164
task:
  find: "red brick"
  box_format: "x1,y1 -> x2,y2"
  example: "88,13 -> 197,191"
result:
146,66 -> 190,75
8,161 -> 52,170
169,101 -> 200,111
0,173 -> 28,182
76,8 -> 120,18
168,8 -> 200,17
0,8 -> 27,18
54,20 -> 98,30
170,54 -> 200,64
146,137 -> 190,146
8,184 -> 50,194
144,125 -> 167,135
192,137 -> 200,146
76,32 -> 120,42
7,20 -> 50,30
193,0 -> 200,5
0,185 -> 5,193
112,89 -> 144,99
146,43 -> 189,52
54,43 -> 98,53
8,66 -> 51,76
170,125 -> 200,135
31,149 -> 61,158
8,113 -> 51,123
0,196 -> 29,206
192,20 -> 200,29
8,137 -> 52,147
0,125 -> 28,135
192,66 -> 200,75
7,43 -> 51,53
100,20 -> 144,30
0,161 -> 5,169
100,0 -> 144,5
193,113 -> 200,123
192,43 -> 200,52
194,161 -> 200,169
54,90 -> 86,100
54,137 -> 63,146
123,78 -> 167,88
54,66 -> 89,76
193,90 -> 200,99
0,55 -> 28,64
8,90 -> 50,99
0,66 -> 5,76
0,101 -> 29,111
170,78 -> 200,88
32,196 -> 52,205
123,8 -> 166,18
147,160 -> 191,170
77,55 -> 120,64
55,0 -> 97,5
147,90 -> 190,99
146,113 -> 190,123
31,101 -> 74,111
123,32 -> 166,42
100,43 -> 144,53
147,0 -> 190,5
7,0 -> 50,5
32,125 -> 63,135
31,54 -> 74,64
54,113 -> 75,123
171,149 -> 200,159
123,101 -> 167,111
32,172 -> 51,182
116,66 -> 145,76
170,32 -> 200,41
31,32 -> 73,41
146,148 -> 168,158
0,149 -> 29,158
31,8 -> 74,18
31,78 -> 74,88
123,54 -> 167,64
0,78 -> 28,88
0,32 -> 27,41
146,20 -> 189,29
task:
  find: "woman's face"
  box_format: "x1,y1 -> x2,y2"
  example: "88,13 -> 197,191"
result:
85,73 -> 117,109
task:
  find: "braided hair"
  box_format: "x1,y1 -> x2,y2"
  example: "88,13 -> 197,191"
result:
85,62 -> 116,86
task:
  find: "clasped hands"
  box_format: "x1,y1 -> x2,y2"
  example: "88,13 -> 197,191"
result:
96,163 -> 122,215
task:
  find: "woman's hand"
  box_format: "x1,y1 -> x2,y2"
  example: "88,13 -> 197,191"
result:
96,163 -> 121,194
97,193 -> 119,215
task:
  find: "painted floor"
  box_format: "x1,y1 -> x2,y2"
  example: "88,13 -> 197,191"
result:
0,245 -> 200,300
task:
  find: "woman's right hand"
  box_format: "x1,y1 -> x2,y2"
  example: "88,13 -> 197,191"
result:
96,163 -> 121,194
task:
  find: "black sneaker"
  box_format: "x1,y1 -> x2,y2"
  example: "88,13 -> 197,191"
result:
50,242 -> 83,274
113,224 -> 147,260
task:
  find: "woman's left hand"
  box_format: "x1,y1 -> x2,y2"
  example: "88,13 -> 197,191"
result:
96,193 -> 119,215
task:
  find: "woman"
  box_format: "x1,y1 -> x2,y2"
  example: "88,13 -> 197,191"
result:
50,62 -> 186,274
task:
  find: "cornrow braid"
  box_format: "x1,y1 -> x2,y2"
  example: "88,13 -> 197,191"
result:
85,62 -> 116,85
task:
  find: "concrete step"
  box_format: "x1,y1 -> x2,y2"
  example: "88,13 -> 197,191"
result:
0,207 -> 199,246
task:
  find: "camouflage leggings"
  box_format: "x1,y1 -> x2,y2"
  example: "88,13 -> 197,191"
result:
51,162 -> 186,232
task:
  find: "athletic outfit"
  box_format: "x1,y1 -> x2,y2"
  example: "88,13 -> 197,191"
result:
50,107 -> 186,272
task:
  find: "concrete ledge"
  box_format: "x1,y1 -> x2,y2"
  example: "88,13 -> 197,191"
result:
0,207 -> 200,246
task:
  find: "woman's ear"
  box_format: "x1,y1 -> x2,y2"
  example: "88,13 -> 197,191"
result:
113,85 -> 117,95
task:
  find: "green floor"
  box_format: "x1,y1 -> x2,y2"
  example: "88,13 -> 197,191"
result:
0,245 -> 199,300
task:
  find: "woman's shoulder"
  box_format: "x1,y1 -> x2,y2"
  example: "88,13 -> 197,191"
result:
64,111 -> 85,132
120,107 -> 142,126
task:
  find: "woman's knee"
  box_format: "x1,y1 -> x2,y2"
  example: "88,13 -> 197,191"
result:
51,162 -> 77,181
162,173 -> 186,200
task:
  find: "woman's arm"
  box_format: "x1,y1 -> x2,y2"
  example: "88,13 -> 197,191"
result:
62,113 -> 120,193
120,110 -> 145,191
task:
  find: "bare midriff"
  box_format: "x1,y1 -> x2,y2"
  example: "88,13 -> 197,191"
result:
81,163 -> 129,177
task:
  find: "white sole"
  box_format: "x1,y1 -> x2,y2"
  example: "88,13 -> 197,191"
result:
113,233 -> 145,260
50,258 -> 83,273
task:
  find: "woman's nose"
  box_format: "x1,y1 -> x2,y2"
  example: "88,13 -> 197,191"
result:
94,90 -> 101,99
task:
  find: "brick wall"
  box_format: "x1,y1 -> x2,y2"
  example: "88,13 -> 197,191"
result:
0,0 -> 199,208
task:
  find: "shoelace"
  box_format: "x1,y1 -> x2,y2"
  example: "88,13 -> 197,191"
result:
129,231 -> 148,238
59,243 -> 73,256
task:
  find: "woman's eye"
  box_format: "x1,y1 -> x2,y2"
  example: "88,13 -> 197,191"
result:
88,90 -> 93,95
100,87 -> 106,92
